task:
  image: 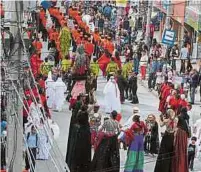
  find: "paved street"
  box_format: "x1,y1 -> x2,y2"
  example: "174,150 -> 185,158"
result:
36,76 -> 201,172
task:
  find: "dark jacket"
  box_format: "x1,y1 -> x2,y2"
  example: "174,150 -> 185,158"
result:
190,72 -> 199,87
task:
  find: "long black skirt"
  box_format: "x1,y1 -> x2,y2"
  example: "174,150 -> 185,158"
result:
154,131 -> 174,172
91,135 -> 120,172
66,124 -> 91,172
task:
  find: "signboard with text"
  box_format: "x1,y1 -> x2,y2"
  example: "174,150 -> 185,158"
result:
162,29 -> 176,46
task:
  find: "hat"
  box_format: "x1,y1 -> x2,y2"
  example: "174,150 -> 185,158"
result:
133,107 -> 140,113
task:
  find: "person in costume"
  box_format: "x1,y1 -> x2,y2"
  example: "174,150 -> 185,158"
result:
91,110 -> 120,172
154,109 -> 178,172
61,54 -> 72,72
103,75 -> 121,114
53,75 -> 67,112
119,113 -> 147,172
40,57 -> 52,77
106,57 -> 119,80
66,105 -> 91,172
45,71 -> 55,109
90,58 -> 99,90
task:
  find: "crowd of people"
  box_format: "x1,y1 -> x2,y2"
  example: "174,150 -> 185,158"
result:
1,0 -> 201,172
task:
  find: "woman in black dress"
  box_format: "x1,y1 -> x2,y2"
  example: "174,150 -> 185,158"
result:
154,109 -> 178,172
66,105 -> 91,172
91,110 -> 120,172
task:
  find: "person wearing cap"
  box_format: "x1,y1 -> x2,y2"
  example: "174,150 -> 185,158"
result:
119,113 -> 147,172
91,110 -> 120,171
103,75 -> 121,114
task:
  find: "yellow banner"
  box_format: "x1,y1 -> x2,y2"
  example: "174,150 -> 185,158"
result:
116,0 -> 127,7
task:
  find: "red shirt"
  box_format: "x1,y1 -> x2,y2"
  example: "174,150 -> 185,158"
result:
178,99 -> 188,108
84,42 -> 94,56
38,79 -> 45,89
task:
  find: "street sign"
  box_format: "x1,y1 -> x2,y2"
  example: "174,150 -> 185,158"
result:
162,29 -> 176,46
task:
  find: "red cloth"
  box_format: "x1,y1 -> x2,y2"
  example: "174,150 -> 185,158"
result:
38,79 -> 45,89
32,87 -> 39,98
30,54 -> 42,77
171,128 -> 188,172
178,99 -> 188,108
159,85 -> 171,113
116,113 -> 122,122
140,66 -> 146,80
84,42 -> 94,56
114,58 -> 121,69
98,53 -> 110,75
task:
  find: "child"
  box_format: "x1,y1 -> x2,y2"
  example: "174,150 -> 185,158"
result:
188,136 -> 197,171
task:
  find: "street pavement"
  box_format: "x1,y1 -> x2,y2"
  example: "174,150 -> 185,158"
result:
35,76 -> 201,172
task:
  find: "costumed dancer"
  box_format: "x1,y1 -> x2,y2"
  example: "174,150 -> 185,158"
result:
91,110 -> 120,172
103,75 -> 121,114
45,71 -> 55,108
53,75 -> 67,112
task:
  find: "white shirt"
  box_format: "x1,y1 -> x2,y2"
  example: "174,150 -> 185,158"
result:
140,55 -> 148,66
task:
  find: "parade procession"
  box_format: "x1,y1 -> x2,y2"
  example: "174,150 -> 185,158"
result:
1,0 -> 201,172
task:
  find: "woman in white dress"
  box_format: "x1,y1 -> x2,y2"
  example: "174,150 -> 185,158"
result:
37,119 -> 50,160
28,97 -> 43,127
103,76 -> 121,114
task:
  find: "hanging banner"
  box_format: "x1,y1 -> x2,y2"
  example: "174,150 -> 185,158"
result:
116,0 -> 127,7
162,29 -> 176,46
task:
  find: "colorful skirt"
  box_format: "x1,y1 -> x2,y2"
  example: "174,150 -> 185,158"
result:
124,134 -> 144,172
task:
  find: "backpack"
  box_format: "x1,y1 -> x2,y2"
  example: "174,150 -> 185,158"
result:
27,132 -> 38,147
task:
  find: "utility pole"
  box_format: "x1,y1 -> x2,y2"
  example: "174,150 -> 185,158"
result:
6,1 -> 24,172
165,0 -> 172,30
145,0 -> 153,48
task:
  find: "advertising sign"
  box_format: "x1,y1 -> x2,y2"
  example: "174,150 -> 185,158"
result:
162,29 -> 176,46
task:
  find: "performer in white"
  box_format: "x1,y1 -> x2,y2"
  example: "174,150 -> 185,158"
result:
28,97 -> 43,127
45,71 -> 55,109
37,119 -> 50,160
53,76 -> 67,112
103,76 -> 121,114
122,107 -> 140,130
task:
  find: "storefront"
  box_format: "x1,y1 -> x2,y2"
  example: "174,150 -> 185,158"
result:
185,6 -> 201,59
153,0 -> 185,43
